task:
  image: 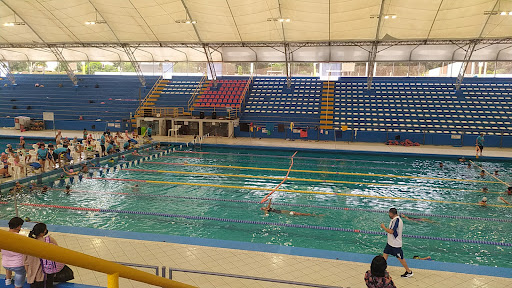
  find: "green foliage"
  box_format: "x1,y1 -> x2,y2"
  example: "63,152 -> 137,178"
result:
8,62 -> 29,72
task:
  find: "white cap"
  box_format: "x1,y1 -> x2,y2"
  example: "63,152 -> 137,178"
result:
482,197 -> 488,202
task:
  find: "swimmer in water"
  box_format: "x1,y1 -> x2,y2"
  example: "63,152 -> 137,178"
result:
261,199 -> 318,216
413,256 -> 432,260
482,187 -> 488,193
65,185 -> 71,195
479,197 -> 488,206
131,184 -> 140,192
400,214 -> 437,223
480,170 -> 485,177
132,150 -> 141,156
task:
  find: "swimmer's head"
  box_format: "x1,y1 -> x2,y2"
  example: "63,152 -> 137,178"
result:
482,197 -> 488,203
65,185 -> 70,190
482,187 -> 488,192
69,169 -> 73,173
20,137 -> 24,140
413,256 -> 420,259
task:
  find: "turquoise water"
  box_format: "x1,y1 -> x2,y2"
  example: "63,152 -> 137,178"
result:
1,146 -> 512,268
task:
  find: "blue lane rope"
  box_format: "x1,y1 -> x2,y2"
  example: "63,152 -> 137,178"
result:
173,150 -> 398,164
107,192 -> 512,223
96,208 -> 512,247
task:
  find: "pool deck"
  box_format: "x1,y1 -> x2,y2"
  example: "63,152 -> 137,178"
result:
1,129 -> 512,287
1,225 -> 511,288
2,128 -> 512,159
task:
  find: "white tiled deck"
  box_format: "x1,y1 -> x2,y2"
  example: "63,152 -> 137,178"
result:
1,229 -> 511,288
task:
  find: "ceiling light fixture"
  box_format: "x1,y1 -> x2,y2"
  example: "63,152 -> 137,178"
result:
3,13 -> 25,27
175,19 -> 197,24
267,18 -> 291,22
370,14 -> 397,19
85,11 -> 107,25
501,11 -> 508,15
3,22 -> 25,26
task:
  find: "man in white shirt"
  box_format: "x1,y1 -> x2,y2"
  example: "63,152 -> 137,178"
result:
380,208 -> 413,278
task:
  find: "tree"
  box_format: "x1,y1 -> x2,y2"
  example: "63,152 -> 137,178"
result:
8,61 -> 29,72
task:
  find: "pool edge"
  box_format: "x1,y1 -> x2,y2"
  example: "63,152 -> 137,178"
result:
2,220 -> 510,279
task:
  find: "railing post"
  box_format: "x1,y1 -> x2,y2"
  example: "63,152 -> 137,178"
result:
169,268 -> 173,280
162,266 -> 166,278
107,273 -> 119,288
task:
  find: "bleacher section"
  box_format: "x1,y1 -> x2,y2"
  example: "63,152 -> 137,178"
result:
238,76 -> 512,147
0,74 -> 158,131
150,76 -> 202,108
243,77 -> 322,123
194,79 -> 247,109
333,77 -> 512,136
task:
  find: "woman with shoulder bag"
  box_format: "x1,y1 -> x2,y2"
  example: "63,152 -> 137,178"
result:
24,223 -> 73,288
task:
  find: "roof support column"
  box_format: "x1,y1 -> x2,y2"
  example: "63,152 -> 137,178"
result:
122,45 -> 146,86
203,44 -> 218,87
367,42 -> 378,90
48,46 -> 77,85
0,59 -> 15,85
455,40 -> 478,91
284,43 -> 292,88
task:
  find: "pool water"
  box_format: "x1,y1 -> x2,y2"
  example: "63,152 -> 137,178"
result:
1,146 -> 511,268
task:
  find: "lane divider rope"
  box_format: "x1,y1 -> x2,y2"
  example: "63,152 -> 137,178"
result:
7,201 -> 511,247
171,150 -> 399,164
87,177 -> 512,208
48,189 -> 512,223
118,168 -> 504,195
143,162 -> 500,184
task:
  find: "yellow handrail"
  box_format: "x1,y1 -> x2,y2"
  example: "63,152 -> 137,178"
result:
187,74 -> 207,111
0,230 -> 196,288
135,75 -> 163,116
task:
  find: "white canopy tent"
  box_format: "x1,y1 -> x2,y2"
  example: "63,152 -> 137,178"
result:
1,0 -> 512,62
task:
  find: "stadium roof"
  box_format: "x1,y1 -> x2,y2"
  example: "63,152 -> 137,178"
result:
1,0 -> 512,62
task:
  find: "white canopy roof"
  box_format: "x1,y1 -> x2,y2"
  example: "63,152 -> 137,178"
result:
1,0 -> 512,62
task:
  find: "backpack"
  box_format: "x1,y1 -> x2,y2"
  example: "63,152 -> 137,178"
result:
40,236 -> 65,274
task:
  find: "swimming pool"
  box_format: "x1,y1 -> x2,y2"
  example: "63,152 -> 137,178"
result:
1,145 -> 511,269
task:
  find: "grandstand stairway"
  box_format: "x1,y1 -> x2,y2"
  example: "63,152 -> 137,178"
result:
320,81 -> 334,129
131,77 -> 197,128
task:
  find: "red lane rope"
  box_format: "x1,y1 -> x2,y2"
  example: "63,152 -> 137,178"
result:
18,203 -> 101,212
260,151 -> 298,203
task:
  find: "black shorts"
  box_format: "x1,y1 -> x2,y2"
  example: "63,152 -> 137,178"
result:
478,145 -> 484,151
384,243 -> 404,259
101,145 -> 105,152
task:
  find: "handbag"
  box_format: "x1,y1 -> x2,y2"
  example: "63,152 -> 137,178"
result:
53,265 -> 74,282
40,236 -> 65,274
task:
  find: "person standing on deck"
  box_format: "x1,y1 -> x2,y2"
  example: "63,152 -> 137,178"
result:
476,133 -> 484,157
380,208 -> 413,278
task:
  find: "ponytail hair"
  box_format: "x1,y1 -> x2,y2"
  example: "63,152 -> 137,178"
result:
28,223 -> 47,239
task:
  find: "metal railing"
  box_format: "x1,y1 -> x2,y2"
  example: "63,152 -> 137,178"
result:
166,267 -> 341,288
134,75 -> 163,117
146,107 -> 184,118
0,230 -> 194,288
187,74 -> 207,111
236,74 -> 254,118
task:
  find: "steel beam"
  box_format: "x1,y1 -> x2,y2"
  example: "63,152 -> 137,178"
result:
454,40 -> 478,91
0,58 -> 15,84
284,43 -> 292,88
367,43 -> 378,90
48,46 -> 77,85
3,38 -> 512,49
367,0 -> 386,90
122,45 -> 146,86
203,44 -> 217,87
